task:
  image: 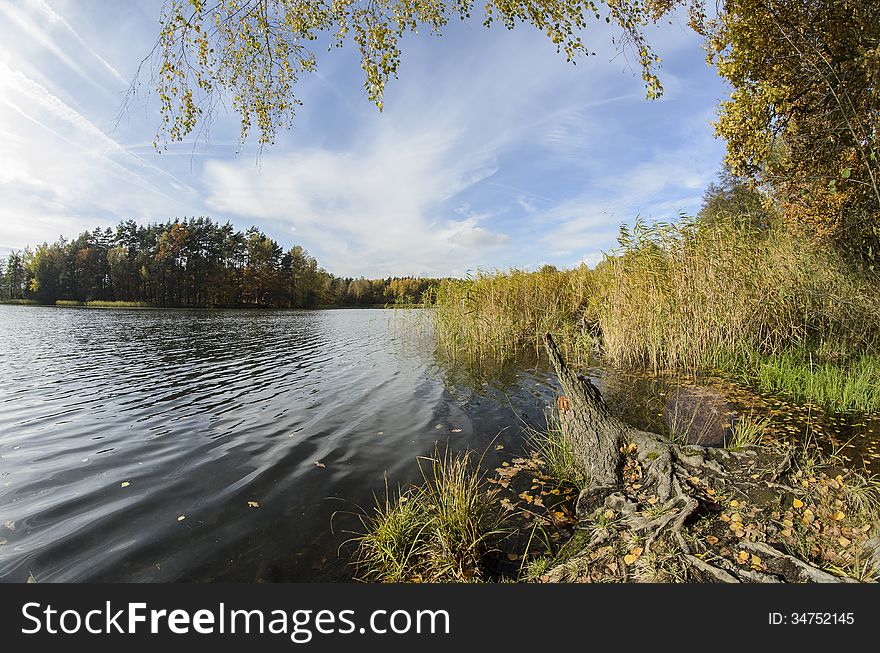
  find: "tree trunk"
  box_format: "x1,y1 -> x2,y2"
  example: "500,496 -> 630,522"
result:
543,332 -> 629,489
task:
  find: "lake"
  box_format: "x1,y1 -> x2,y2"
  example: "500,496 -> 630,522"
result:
1,305 -> 877,582
0,306 -> 562,582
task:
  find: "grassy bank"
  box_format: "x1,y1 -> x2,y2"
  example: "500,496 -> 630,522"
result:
431,219 -> 880,413
56,300 -> 154,308
356,431 -> 880,583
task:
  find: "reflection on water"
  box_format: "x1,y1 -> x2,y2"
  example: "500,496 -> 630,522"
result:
0,306 -> 877,582
0,307 -> 559,582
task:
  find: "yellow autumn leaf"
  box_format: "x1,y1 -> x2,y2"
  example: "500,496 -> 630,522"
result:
737,550 -> 749,563
248,501 -> 259,508
623,547 -> 643,565
834,511 -> 845,521
729,500 -> 739,508
121,481 -> 130,488
792,498 -> 804,509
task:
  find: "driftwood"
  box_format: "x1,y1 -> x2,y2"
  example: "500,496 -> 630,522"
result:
541,332 -> 864,583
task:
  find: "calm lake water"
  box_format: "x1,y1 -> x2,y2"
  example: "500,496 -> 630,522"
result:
1,306 -> 877,582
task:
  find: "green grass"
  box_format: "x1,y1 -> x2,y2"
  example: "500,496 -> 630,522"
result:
0,298 -> 38,305
353,449 -> 505,582
525,412 -> 588,491
739,352 -> 880,414
724,411 -> 770,449
54,299 -> 153,308
85,300 -> 152,308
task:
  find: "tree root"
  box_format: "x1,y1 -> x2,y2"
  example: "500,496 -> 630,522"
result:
538,332 -> 876,584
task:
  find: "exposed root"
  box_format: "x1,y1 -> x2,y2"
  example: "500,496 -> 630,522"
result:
537,333 -> 878,584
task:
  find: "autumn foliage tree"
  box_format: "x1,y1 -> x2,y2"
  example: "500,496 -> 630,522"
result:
706,0 -> 880,266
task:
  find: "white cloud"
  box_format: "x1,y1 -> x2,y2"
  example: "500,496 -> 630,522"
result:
0,3 -> 728,275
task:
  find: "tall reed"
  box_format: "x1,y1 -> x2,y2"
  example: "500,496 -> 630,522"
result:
593,218 -> 880,371
431,218 -> 880,412
432,266 -> 596,365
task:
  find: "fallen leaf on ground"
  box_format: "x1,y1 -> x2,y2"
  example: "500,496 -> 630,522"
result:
623,547 -> 644,565
177,515 -> 186,522
248,501 -> 259,508
121,481 -> 130,488
792,498 -> 804,509
314,461 -> 326,468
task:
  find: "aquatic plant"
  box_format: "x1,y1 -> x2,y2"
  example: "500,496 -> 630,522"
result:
353,449 -> 505,582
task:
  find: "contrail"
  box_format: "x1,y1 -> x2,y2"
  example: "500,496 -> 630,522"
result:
0,62 -> 198,204
28,0 -> 127,85
0,1 -> 97,87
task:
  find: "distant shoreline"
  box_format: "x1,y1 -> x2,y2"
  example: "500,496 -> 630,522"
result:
0,300 -> 428,311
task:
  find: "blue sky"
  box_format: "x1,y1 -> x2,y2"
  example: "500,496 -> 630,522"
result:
0,0 -> 729,277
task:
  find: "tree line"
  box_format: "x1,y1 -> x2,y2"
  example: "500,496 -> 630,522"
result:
0,217 -> 442,308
